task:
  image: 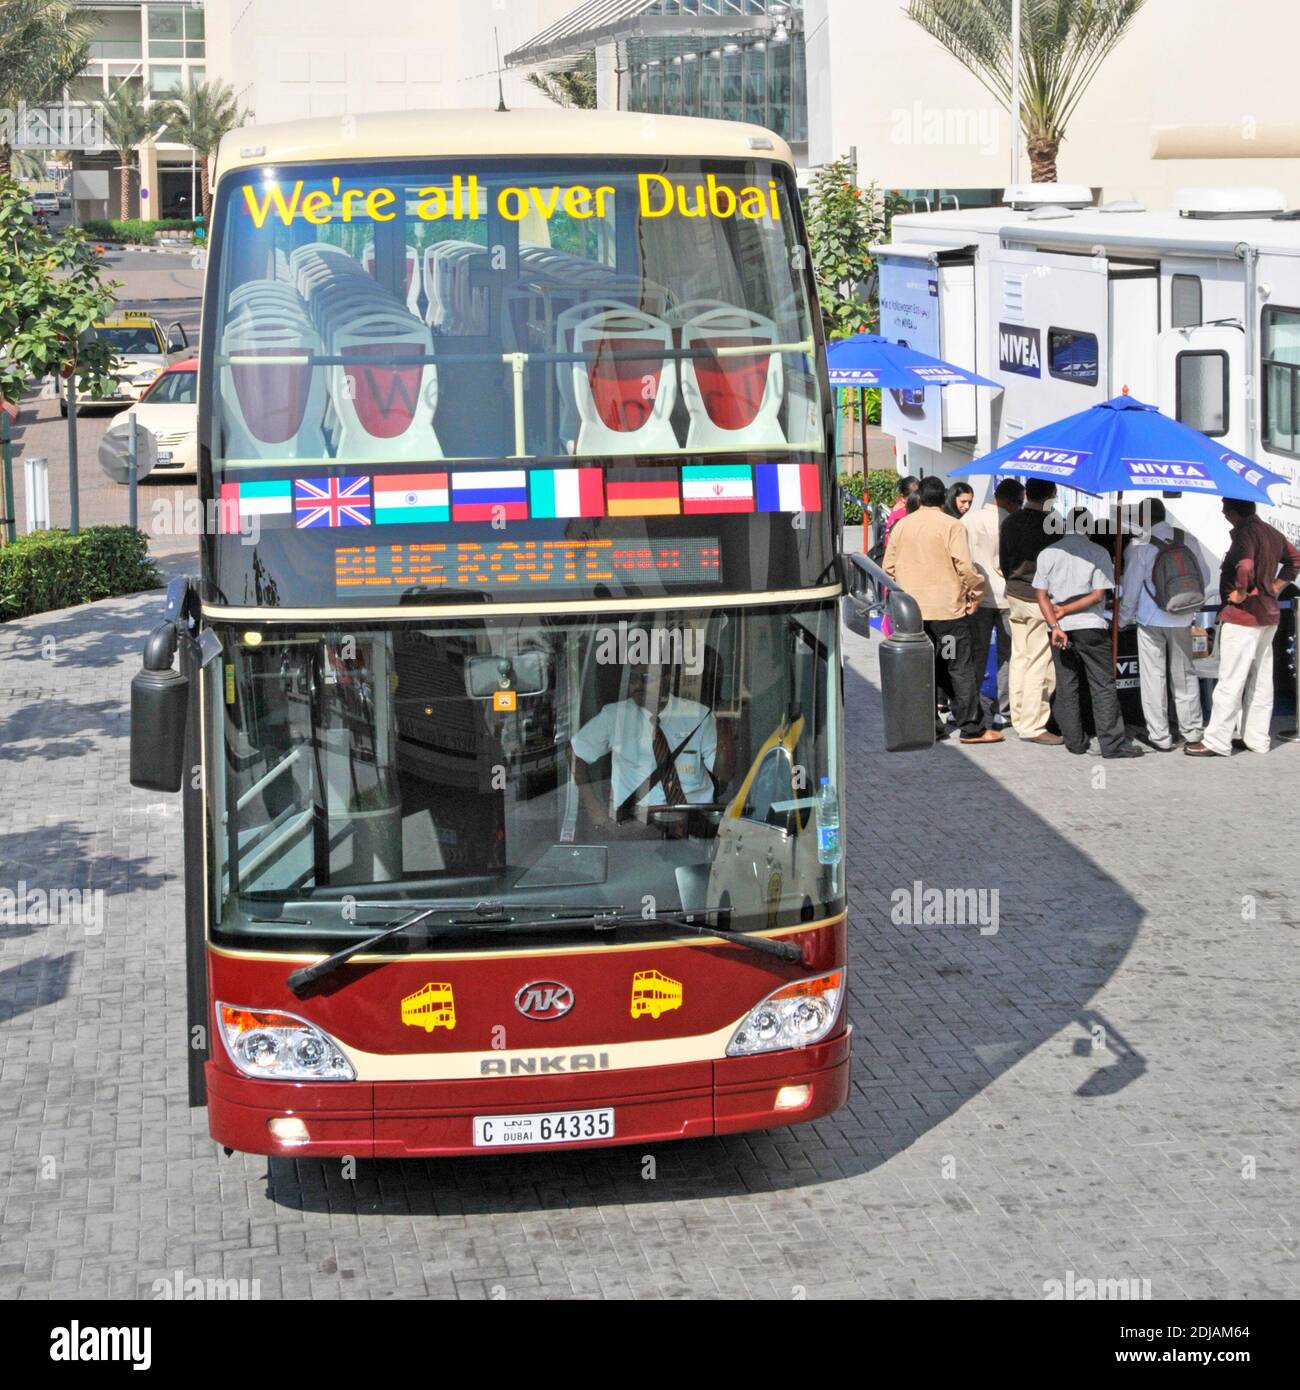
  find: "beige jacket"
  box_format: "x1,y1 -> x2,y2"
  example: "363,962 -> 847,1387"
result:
963,502 -> 1009,609
884,505 -> 986,621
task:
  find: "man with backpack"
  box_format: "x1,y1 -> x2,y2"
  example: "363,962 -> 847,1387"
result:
1185,499 -> 1300,757
1118,500 -> 1207,751
1034,508 -> 1145,759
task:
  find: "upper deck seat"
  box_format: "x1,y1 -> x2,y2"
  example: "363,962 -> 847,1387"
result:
362,241 -> 421,317
329,308 -> 441,460
552,297 -> 636,451
677,305 -> 786,451
422,241 -> 488,333
570,308 -> 679,456
220,310 -> 328,460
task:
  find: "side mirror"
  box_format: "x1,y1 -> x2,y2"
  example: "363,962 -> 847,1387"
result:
130,623 -> 190,792
840,551 -> 881,639
166,320 -> 189,352
840,552 -> 935,752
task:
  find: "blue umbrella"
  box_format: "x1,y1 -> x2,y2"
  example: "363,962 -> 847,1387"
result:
954,393 -> 1289,667
953,393 -> 1287,503
826,333 -> 1003,389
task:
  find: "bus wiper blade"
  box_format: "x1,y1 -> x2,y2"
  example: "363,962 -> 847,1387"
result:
286,906 -> 442,995
474,910 -> 804,963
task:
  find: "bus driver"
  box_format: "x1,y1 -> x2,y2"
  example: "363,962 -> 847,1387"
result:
571,663 -> 718,834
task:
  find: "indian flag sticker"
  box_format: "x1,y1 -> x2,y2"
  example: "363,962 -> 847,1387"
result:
755,462 -> 821,513
681,463 -> 754,514
530,467 -> 604,519
373,472 -> 450,524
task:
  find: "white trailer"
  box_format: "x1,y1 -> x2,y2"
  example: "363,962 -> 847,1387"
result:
876,185 -> 1300,566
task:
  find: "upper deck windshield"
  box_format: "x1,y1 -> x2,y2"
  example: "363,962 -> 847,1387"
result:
201,155 -> 833,608
206,601 -> 844,948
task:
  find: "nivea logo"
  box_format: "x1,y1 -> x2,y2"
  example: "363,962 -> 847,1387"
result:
1010,446 -> 1086,476
1124,458 -> 1213,489
999,323 -> 1041,377
1221,452 -> 1265,487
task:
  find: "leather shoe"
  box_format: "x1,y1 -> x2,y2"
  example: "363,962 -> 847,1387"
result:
1106,745 -> 1145,758
960,728 -> 1005,745
1183,742 -> 1224,757
1023,732 -> 1064,746
1231,738 -> 1249,752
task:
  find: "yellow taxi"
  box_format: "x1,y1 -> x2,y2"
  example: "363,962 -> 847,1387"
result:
63,310 -> 190,415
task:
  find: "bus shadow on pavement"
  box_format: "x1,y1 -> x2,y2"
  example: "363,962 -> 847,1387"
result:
261,642 -> 1145,1214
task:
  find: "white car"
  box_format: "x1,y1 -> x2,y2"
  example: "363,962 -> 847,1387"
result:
63,312 -> 190,414
118,358 -> 198,478
30,191 -> 60,215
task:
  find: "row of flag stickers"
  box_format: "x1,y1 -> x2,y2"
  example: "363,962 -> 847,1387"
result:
219,463 -> 822,531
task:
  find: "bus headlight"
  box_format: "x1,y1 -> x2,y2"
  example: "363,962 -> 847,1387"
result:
726,971 -> 844,1056
217,1003 -> 355,1081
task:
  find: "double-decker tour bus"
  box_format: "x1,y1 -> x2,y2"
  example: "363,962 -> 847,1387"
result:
129,110 -> 932,1158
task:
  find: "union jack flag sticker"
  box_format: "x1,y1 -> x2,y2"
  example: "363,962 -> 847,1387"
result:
294,475 -> 372,528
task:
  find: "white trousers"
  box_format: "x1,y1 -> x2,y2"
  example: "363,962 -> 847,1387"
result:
1136,624 -> 1203,747
1204,623 -> 1276,755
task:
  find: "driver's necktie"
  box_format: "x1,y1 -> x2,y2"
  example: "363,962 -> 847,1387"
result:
651,714 -> 685,806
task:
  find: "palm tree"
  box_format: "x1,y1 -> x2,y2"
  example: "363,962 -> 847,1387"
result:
98,81 -> 162,219
0,0 -> 95,178
906,0 -> 1148,182
154,77 -> 245,224
527,55 -> 597,110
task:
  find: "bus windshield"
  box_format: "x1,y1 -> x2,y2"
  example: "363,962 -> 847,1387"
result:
208,601 -> 843,946
207,156 -> 823,468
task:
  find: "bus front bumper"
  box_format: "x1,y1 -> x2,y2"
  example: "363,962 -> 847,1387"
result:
204,1030 -> 850,1158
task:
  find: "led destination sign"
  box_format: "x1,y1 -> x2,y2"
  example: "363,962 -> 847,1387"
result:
334,537 -> 722,597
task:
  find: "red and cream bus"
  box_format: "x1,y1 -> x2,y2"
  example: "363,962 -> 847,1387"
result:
129,109 -> 931,1158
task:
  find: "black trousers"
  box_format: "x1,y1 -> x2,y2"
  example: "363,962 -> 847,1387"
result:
969,605 -> 1012,721
924,615 -> 985,737
1049,627 -> 1128,756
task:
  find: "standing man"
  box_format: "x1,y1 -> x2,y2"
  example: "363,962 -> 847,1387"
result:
1118,499 -> 1206,750
1034,509 -> 1144,759
1000,479 -> 1063,745
1185,499 -> 1300,757
965,477 -> 1024,729
885,475 -> 1002,745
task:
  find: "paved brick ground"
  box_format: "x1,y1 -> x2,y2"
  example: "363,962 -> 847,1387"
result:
0,586 -> 1297,1300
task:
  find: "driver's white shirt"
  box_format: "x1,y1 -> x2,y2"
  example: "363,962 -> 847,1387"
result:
572,694 -> 717,814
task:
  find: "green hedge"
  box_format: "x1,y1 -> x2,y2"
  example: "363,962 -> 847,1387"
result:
80,218 -> 197,243
0,526 -> 160,620
839,469 -> 901,526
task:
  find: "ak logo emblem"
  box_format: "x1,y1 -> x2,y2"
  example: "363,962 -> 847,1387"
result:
514,980 -> 574,1020
630,969 -> 683,1020
401,982 -> 457,1032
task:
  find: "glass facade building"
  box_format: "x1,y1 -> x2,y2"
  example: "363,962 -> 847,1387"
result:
623,3 -> 806,147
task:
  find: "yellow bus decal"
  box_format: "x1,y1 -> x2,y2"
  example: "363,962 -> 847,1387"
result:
401,981 -> 457,1033
630,969 -> 682,1021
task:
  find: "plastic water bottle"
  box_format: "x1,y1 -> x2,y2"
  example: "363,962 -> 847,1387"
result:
816,775 -> 841,866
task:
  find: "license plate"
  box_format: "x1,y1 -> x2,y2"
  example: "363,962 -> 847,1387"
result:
156,450 -> 173,463
473,1107 -> 614,1148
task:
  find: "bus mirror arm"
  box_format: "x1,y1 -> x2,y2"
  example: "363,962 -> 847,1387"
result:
839,553 -> 925,639
839,554 -> 936,754
129,618 -> 191,792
